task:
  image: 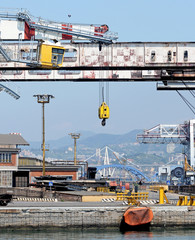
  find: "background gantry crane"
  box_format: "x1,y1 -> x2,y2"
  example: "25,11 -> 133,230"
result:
137,119 -> 195,183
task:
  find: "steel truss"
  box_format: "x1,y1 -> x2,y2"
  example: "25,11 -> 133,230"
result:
137,120 -> 195,168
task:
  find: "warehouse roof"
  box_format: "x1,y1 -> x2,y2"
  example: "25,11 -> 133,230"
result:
0,134 -> 29,145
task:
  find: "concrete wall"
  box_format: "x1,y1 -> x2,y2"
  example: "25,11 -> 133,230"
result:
0,207 -> 125,228
151,206 -> 195,227
0,206 -> 194,228
0,187 -> 44,198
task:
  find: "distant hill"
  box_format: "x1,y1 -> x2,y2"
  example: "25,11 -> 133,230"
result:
28,129 -> 141,149
28,130 -> 96,149
80,129 -> 141,148
22,128 -> 183,166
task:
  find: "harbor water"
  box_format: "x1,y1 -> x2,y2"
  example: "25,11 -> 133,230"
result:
0,228 -> 194,240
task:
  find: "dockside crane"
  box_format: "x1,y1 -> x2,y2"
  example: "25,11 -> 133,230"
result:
2,9 -> 195,128
0,9 -> 117,67
137,119 -> 195,184
0,9 -> 118,125
0,9 -> 117,43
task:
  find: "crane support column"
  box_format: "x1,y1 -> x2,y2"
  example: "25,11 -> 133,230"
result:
190,119 -> 195,168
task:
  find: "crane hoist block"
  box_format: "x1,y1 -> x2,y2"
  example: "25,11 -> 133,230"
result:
38,43 -> 65,68
98,102 -> 110,119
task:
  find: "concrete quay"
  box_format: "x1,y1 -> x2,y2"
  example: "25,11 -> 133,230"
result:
0,202 -> 195,228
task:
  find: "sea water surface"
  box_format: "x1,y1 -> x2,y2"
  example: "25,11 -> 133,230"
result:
0,228 -> 195,240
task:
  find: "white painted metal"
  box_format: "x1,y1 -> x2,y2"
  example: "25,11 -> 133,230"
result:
0,10 -> 117,43
0,82 -> 20,99
140,124 -> 187,139
0,20 -> 24,39
1,42 -> 195,81
157,82 -> 195,90
137,120 -> 195,169
159,124 -> 187,138
103,146 -> 111,177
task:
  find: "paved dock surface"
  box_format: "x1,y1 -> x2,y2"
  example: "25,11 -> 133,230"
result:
2,190 -> 182,208
5,201 -> 125,208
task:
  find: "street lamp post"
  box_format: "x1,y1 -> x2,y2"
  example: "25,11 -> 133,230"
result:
33,94 -> 54,176
69,133 -> 80,165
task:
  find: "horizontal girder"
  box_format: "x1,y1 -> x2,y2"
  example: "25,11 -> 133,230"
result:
0,41 -> 195,86
137,123 -> 188,144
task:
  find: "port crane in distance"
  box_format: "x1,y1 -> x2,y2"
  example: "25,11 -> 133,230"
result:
137,119 -> 195,184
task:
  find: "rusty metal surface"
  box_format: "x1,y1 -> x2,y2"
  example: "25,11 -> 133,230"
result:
1,41 -> 195,82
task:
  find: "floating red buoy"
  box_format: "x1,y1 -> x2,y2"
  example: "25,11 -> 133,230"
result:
120,207 -> 153,232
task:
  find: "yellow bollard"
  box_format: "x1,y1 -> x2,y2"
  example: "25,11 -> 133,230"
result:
159,187 -> 164,204
177,196 -> 188,206
184,196 -> 188,205
159,187 -> 169,204
187,196 -> 195,206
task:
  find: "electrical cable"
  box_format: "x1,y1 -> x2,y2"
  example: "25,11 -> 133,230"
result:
181,80 -> 195,98
176,90 -> 195,115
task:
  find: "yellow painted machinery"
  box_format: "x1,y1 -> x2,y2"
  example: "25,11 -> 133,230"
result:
98,102 -> 110,126
38,43 -> 65,68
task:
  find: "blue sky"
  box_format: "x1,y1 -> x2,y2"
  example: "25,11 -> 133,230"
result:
0,0 -> 195,141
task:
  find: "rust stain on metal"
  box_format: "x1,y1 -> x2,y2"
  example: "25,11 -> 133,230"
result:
0,209 -> 21,213
124,56 -> 130,62
131,71 -> 142,78
130,49 -> 135,56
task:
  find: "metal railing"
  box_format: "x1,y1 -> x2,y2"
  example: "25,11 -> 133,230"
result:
97,187 -> 110,193
0,10 -> 118,43
116,192 -> 149,201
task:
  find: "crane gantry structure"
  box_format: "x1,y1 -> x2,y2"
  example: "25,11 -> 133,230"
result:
0,9 -> 194,91
137,119 -> 195,182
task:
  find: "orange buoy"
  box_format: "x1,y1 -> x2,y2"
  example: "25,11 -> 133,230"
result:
120,207 -> 153,232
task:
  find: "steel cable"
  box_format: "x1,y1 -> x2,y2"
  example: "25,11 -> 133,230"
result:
176,90 -> 195,115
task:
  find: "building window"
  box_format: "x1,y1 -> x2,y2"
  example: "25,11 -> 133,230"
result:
58,70 -> 81,75
184,50 -> 188,61
167,50 -> 172,61
0,171 -> 12,187
28,70 -> 51,75
63,49 -> 77,62
0,153 -> 12,163
151,51 -> 156,61
1,70 -> 22,75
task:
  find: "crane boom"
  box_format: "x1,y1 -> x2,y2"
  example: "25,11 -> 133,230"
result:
0,9 -> 118,43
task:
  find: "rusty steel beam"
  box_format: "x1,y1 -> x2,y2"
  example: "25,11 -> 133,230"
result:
0,78 -> 161,82
1,41 -> 195,86
1,66 -> 195,71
